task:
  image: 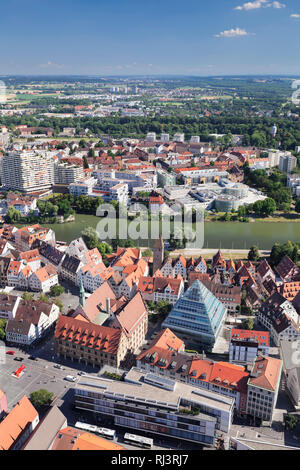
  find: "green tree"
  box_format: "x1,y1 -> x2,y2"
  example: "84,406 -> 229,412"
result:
22,292 -> 33,301
0,319 -> 7,341
295,198 -> 300,214
5,206 -> 21,223
50,285 -> 65,297
39,294 -> 49,303
284,414 -> 298,431
30,389 -> 53,408
243,317 -> 254,330
248,245 -> 260,262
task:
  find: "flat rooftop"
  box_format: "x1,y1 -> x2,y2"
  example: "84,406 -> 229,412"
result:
76,367 -> 234,415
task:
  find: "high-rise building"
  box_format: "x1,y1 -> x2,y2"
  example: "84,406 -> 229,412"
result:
54,163 -> 84,185
1,151 -> 54,193
279,155 -> 297,174
162,280 -> 227,349
173,133 -> 185,143
161,133 -> 170,142
146,132 -> 156,142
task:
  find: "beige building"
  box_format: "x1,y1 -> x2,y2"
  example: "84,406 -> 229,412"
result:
55,315 -> 128,368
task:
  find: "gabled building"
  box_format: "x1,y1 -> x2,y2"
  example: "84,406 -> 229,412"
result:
14,225 -> 55,252
211,250 -> 226,273
60,255 -> 83,285
6,299 -> 59,345
246,356 -> 282,423
0,294 -> 21,320
28,264 -> 58,293
55,315 -> 127,368
194,256 -> 207,274
37,240 -> 65,270
257,259 -> 275,286
258,292 -> 300,346
105,292 -> 148,353
138,275 -> 184,305
0,396 -> 39,450
19,249 -> 41,271
276,255 -> 300,283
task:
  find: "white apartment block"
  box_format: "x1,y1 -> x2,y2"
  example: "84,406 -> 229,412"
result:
1,151 -> 54,193
173,133 -> 185,143
54,163 -> 84,185
69,177 -> 97,197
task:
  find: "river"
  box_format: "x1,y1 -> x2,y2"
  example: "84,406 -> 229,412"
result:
38,215 -> 300,250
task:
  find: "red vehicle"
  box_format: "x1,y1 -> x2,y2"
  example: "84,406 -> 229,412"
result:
6,351 -> 15,355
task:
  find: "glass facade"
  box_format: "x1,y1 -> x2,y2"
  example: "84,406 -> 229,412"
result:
163,280 -> 227,347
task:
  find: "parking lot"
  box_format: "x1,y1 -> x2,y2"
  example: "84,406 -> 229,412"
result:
0,335 -> 206,451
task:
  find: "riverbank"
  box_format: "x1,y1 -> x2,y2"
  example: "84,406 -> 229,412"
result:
206,212 -> 300,223
26,215 -> 299,250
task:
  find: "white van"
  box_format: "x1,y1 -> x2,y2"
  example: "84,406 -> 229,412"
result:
65,375 -> 77,382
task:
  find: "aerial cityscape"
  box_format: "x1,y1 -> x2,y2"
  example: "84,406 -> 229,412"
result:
1,0 -> 300,459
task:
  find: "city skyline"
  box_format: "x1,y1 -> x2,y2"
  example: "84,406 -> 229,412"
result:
1,0 -> 300,76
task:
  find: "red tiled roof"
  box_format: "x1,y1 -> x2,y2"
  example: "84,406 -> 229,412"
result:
55,316 -> 122,354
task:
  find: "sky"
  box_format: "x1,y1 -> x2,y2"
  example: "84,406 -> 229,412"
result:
1,0 -> 300,76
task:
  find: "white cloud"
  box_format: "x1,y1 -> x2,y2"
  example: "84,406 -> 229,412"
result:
291,13 -> 300,18
235,0 -> 286,11
215,27 -> 251,37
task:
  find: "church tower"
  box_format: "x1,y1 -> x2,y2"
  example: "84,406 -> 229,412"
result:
152,236 -> 164,275
79,279 -> 86,308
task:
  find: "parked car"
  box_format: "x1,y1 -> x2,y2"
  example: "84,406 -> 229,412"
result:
54,364 -> 64,369
6,351 -> 15,355
28,356 -> 37,361
14,357 -> 24,361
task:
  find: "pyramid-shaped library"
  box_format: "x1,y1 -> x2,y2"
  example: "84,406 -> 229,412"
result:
162,279 -> 227,349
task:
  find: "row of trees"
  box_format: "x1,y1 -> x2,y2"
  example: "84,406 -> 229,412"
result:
2,112 -> 300,150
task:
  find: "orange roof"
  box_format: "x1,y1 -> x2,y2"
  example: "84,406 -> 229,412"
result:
51,427 -> 125,451
20,249 -> 40,263
231,329 -> 269,347
0,396 -> 38,450
209,361 -> 249,393
33,264 -> 57,283
55,315 -> 122,355
74,281 -> 117,322
248,356 -> 282,392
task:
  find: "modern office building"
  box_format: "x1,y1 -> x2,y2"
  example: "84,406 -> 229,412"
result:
162,280 -> 227,350
229,329 -> 270,366
74,367 -> 235,445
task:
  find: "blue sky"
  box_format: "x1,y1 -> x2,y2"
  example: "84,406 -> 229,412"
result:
1,0 -> 300,75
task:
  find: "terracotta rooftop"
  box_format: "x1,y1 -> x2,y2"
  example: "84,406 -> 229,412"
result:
0,396 -> 38,450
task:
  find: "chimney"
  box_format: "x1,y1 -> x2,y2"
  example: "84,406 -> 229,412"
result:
106,297 -> 111,315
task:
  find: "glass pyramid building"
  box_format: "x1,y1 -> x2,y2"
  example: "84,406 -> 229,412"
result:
162,280 -> 227,349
